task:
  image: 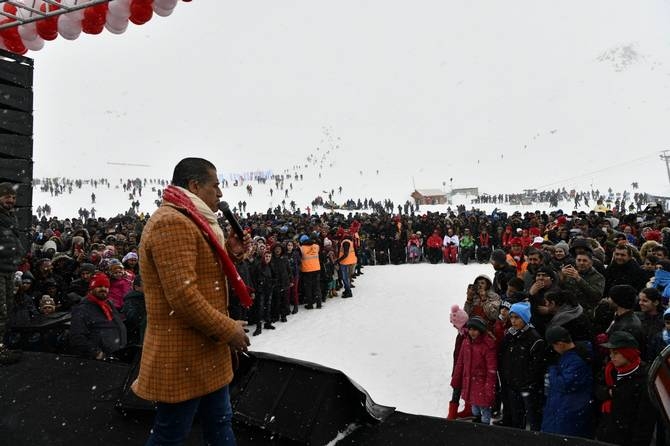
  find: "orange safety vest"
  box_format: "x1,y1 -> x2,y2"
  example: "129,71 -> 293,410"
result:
339,239 -> 357,266
300,244 -> 321,272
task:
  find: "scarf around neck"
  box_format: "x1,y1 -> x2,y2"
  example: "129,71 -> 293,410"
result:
87,294 -> 113,321
162,185 -> 253,308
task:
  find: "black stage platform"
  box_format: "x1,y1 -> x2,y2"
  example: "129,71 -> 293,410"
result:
0,351 -> 610,446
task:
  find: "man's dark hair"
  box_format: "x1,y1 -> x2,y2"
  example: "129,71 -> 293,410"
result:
171,158 -> 216,189
614,244 -> 632,256
545,289 -> 577,307
653,246 -> 669,256
508,277 -> 525,290
575,250 -> 593,259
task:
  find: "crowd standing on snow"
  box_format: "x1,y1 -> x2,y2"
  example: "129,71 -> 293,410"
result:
1,178 -> 668,445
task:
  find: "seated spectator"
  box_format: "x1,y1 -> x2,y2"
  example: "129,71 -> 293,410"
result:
70,272 -> 127,360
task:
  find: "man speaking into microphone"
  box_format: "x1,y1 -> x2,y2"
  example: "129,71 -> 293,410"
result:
132,157 -> 251,446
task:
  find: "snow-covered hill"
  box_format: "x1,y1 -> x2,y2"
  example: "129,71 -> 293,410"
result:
28,0 -> 670,204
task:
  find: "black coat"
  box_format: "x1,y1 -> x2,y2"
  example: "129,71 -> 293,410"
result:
604,260 -> 647,295
595,363 -> 655,446
607,311 -> 646,357
270,254 -> 291,292
499,325 -> 546,391
69,299 -> 127,359
121,290 -> 146,345
0,207 -> 24,273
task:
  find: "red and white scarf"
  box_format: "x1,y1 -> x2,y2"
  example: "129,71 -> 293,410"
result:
162,185 -> 253,308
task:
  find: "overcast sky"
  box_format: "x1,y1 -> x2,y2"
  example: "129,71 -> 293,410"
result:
28,0 -> 670,194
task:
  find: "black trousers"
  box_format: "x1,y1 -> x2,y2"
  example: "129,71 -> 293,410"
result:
301,271 -> 321,305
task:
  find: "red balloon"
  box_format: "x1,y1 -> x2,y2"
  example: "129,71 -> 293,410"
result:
129,1 -> 153,25
0,21 -> 27,54
35,2 -> 59,41
82,3 -> 108,34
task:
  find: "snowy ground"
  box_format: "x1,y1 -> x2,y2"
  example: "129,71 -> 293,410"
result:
249,262 -> 492,418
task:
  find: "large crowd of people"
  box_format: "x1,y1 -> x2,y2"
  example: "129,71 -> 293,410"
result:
1,175 -> 668,445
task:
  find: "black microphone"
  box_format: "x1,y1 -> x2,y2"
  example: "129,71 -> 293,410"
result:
218,201 -> 245,239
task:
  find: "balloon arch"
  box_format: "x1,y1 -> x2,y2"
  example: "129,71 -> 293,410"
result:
0,0 -> 189,54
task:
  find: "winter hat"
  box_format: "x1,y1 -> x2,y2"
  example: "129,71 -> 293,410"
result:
644,230 -> 662,243
79,263 -> 96,274
554,241 -> 570,255
122,252 -> 138,264
466,316 -> 488,333
42,240 -> 57,253
545,326 -> 572,344
500,300 -> 512,310
450,305 -> 469,330
510,301 -> 531,324
72,235 -> 86,247
569,238 -> 593,256
532,236 -> 545,247
21,270 -> 34,283
510,237 -> 522,246
600,330 -> 639,350
89,272 -> 111,290
0,181 -> 16,197
39,295 -> 56,311
608,284 -> 636,309
529,227 -> 541,237
664,307 -> 670,321
474,274 -> 493,288
491,249 -> 507,265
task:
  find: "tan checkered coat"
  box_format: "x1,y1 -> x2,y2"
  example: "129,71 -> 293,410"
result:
132,205 -> 240,403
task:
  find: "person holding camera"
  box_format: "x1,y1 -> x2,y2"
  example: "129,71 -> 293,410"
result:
464,275 -> 501,328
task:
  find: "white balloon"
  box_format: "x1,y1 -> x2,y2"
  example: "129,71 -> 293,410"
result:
58,11 -> 83,40
155,0 -> 178,10
23,36 -> 45,51
18,23 -> 38,42
152,5 -> 174,17
105,17 -> 129,35
108,0 -> 131,19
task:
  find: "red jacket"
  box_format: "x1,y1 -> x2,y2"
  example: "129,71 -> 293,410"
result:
450,333 -> 497,407
427,234 -> 442,249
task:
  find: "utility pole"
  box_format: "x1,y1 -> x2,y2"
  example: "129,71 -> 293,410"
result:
661,150 -> 670,185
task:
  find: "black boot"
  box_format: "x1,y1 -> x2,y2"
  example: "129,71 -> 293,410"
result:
264,322 -> 276,330
316,301 -> 322,309
291,304 -> 299,314
342,290 -> 353,298
305,304 -> 314,309
280,314 -> 287,322
252,324 -> 262,336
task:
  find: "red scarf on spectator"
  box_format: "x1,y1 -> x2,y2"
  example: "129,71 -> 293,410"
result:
479,233 -> 490,247
162,185 -> 253,308
601,350 -> 641,414
87,294 -> 113,321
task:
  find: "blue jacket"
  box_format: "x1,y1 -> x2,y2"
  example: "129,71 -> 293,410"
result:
541,344 -> 594,438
